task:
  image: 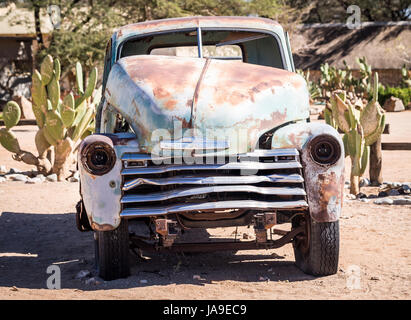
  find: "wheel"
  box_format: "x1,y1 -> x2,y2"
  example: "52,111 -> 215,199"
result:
292,215 -> 339,276
95,219 -> 130,280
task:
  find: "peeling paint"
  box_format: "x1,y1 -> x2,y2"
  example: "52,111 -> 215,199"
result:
105,55 -> 309,154
79,133 -> 139,231
272,122 -> 345,222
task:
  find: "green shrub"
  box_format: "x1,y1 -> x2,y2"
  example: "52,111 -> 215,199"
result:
378,86 -> 411,107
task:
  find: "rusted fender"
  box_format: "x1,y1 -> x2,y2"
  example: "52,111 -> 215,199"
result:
105,55 -> 309,154
272,122 -> 345,222
78,133 -> 139,231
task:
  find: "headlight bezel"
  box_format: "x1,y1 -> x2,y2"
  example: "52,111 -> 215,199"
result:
81,141 -> 116,176
308,134 -> 341,166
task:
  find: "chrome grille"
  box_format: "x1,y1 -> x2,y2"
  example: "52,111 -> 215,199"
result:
120,149 -> 308,218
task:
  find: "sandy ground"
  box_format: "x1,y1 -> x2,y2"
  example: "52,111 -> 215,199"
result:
0,112 -> 410,299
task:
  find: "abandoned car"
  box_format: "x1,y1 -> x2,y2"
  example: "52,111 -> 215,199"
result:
76,16 -> 344,280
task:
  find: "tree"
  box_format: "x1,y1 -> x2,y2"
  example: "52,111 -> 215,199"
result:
5,0 -> 300,85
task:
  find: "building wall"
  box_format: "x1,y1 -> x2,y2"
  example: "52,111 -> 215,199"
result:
0,38 -> 33,111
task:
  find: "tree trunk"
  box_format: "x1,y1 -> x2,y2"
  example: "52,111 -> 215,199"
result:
52,139 -> 74,181
350,174 -> 359,195
369,136 -> 383,186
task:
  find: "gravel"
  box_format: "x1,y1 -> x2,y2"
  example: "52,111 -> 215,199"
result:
8,174 -> 28,182
374,198 -> 394,205
46,174 -> 58,182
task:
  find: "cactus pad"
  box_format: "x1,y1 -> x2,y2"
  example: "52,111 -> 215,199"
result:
41,55 -> 54,85
61,93 -> 76,127
0,128 -> 21,154
3,101 -> 21,129
45,110 -> 65,141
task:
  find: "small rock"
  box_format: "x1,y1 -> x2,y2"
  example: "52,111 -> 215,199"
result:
401,184 -> 410,194
0,177 -> 6,183
346,194 -> 356,200
68,177 -> 79,183
259,276 -> 270,281
374,198 -> 394,205
85,277 -> 100,285
378,191 -> 388,198
46,174 -> 58,182
26,177 -> 43,184
10,286 -> 18,292
242,233 -> 249,240
345,181 -> 350,185
8,174 -> 28,182
26,169 -> 38,178
359,178 -> 370,187
309,107 -> 321,115
392,198 -> 411,205
193,275 -> 201,280
37,174 -> 46,182
140,279 -> 148,284
75,270 -> 91,279
8,168 -> 20,174
388,189 -> 400,196
359,198 -> 369,203
368,194 -> 378,199
73,171 -> 80,180
356,192 -> 367,199
383,96 -> 405,112
0,165 -> 7,174
370,276 -> 380,281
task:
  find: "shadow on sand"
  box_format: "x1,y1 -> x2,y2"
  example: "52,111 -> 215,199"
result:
0,211 -> 315,291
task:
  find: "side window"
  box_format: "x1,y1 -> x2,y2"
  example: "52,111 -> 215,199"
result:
102,38 -> 112,90
114,113 -> 132,133
101,103 -> 134,134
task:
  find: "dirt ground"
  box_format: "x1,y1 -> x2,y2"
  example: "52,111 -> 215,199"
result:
0,111 -> 410,299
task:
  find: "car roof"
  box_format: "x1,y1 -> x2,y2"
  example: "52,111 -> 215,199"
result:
115,16 -> 282,41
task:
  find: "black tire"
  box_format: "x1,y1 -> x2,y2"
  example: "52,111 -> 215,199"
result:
293,217 -> 339,276
95,219 -> 130,280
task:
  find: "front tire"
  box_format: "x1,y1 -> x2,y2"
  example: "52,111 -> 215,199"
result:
293,216 -> 339,276
95,219 -> 130,280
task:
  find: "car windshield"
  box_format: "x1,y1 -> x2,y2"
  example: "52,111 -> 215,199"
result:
119,29 -> 284,69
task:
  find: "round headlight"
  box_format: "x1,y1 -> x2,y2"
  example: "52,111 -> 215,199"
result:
81,141 -> 116,175
309,135 -> 341,165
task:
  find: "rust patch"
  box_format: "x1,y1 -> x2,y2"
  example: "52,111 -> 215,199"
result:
174,115 -> 192,129
153,87 -> 171,100
92,222 -> 115,231
315,171 -> 343,222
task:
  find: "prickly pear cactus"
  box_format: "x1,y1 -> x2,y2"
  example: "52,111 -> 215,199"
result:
326,73 -> 385,195
0,54 -> 101,181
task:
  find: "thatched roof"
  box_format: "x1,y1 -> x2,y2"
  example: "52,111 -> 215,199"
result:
290,22 -> 411,70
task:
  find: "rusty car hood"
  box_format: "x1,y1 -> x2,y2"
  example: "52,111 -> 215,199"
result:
105,55 -> 310,154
